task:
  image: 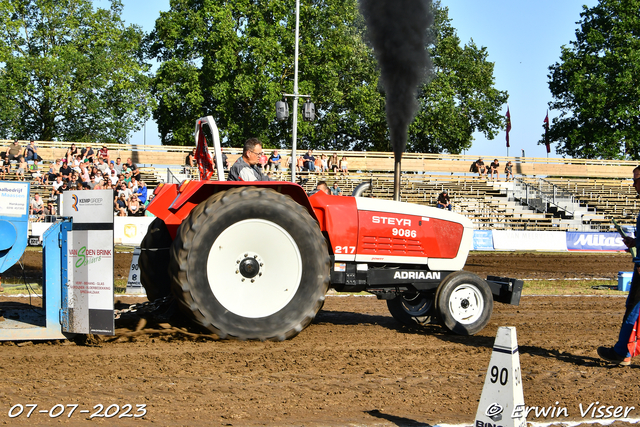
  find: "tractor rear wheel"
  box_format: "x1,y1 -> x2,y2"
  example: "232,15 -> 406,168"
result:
386,293 -> 434,326
139,217 -> 173,301
435,271 -> 493,335
169,187 -> 330,341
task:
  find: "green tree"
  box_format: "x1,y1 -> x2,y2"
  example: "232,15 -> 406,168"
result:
149,0 -> 384,148
406,3 -> 508,154
0,0 -> 152,143
149,0 -> 506,153
547,0 -> 640,159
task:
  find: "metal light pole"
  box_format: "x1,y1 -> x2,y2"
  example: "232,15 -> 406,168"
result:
290,0 -> 300,183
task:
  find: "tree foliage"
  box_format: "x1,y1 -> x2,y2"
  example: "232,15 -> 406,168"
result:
0,0 -> 152,143
150,0 -> 507,153
547,0 -> 640,159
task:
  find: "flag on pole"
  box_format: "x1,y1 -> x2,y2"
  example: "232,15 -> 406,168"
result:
543,110 -> 550,154
195,121 -> 214,181
505,107 -> 511,148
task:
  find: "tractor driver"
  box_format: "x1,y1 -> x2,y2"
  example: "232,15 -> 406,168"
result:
228,138 -> 271,182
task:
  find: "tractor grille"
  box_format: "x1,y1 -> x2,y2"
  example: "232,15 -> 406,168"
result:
361,236 -> 424,256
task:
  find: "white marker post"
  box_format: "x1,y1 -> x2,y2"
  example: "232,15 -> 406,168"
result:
475,326 -> 526,427
126,247 -> 144,294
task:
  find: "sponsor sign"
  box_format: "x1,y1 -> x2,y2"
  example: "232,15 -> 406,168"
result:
0,181 -> 29,217
126,247 -> 144,294
473,230 -> 494,251
566,232 -> 626,251
492,230 -> 568,251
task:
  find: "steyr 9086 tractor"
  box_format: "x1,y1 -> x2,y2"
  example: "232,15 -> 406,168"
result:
140,116 -> 522,341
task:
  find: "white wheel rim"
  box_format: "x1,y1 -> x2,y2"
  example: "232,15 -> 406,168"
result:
206,219 -> 302,318
448,284 -> 484,325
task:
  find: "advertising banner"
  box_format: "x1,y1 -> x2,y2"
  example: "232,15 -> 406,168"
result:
62,190 -> 114,335
566,232 -> 626,251
473,230 -> 494,251
0,181 -> 29,217
492,230 -> 568,251
114,216 -> 155,245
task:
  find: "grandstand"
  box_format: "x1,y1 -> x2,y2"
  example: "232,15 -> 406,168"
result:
2,139 -> 637,232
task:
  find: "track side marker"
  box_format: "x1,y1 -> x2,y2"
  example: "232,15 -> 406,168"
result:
474,326 -> 526,427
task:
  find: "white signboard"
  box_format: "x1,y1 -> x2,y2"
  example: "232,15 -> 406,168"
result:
0,181 -> 29,217
126,247 -> 144,294
63,190 -> 114,335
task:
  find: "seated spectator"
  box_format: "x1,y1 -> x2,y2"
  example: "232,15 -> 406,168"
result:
113,157 -> 123,175
505,161 -> 514,181
186,149 -> 196,167
16,156 -> 27,181
59,159 -> 73,180
296,156 -> 304,172
489,159 -> 500,181
137,180 -> 148,205
125,158 -> 140,181
23,140 -> 41,164
44,201 -> 56,221
30,192 -> 44,220
475,157 -> 486,178
329,153 -> 339,173
97,157 -> 109,174
268,150 -> 282,171
314,156 -> 323,173
31,166 -> 44,185
331,182 -> 342,196
436,190 -> 453,211
258,152 -> 268,171
47,159 -> 61,182
98,145 -> 109,163
213,152 -> 229,170
118,182 -> 132,200
320,154 -> 328,172
0,157 -> 9,179
66,143 -> 79,160
115,193 -> 127,216
340,156 -> 349,175
4,140 -> 21,162
81,144 -> 95,162
51,175 -> 64,196
127,195 -> 143,216
303,150 -> 316,172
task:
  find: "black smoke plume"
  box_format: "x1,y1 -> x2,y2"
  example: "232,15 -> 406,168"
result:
359,0 -> 433,161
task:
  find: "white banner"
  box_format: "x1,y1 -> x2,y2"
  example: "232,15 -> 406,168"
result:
114,216 -> 155,245
492,230 -> 568,251
0,181 -> 29,216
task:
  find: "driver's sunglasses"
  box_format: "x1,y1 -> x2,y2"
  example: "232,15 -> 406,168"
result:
251,150 -> 264,156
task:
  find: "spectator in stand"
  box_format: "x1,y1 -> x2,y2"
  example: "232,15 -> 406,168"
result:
213,152 -> 229,170
16,156 -> 27,181
31,166 -> 44,185
71,154 -> 83,172
66,143 -> 79,160
331,182 -> 343,196
436,190 -> 453,211
44,201 -> 56,221
228,138 -> 271,181
268,150 -> 282,171
340,156 -> 349,175
30,192 -> 44,220
314,156 -> 323,173
303,149 -> 316,172
504,161 -> 514,181
51,175 -> 64,196
475,157 -> 486,178
185,148 -> 196,168
315,180 -> 330,195
23,140 -> 41,164
4,140 -> 22,162
296,156 -> 305,172
320,154 -> 328,173
97,157 -> 109,174
87,175 -> 98,189
118,182 -> 133,200
125,158 -> 140,181
113,157 -> 123,175
68,173 -> 80,190
258,152 -> 268,171
81,144 -> 95,163
59,159 -> 73,180
78,162 -> 90,184
58,181 -> 69,194
115,193 -> 127,216
329,153 -> 339,173
127,195 -> 144,216
137,180 -> 148,205
489,159 -> 500,181
98,145 -> 109,163
0,156 -> 10,179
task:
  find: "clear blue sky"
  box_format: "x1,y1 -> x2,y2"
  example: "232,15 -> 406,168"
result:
108,0 -> 598,159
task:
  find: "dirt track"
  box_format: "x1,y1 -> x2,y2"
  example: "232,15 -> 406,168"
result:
0,251 -> 638,426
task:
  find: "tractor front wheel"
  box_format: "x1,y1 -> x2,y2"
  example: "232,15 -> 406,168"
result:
386,293 -> 434,326
435,271 -> 493,335
170,187 -> 330,341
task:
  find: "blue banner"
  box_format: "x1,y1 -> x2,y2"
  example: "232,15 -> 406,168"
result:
566,232 -> 626,251
473,230 -> 494,251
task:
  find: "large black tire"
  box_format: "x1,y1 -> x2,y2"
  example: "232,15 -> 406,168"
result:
435,271 -> 493,335
139,217 -> 173,301
386,293 -> 434,326
169,187 -> 330,341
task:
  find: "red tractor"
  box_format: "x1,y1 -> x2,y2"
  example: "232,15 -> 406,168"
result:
140,116 -> 522,341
